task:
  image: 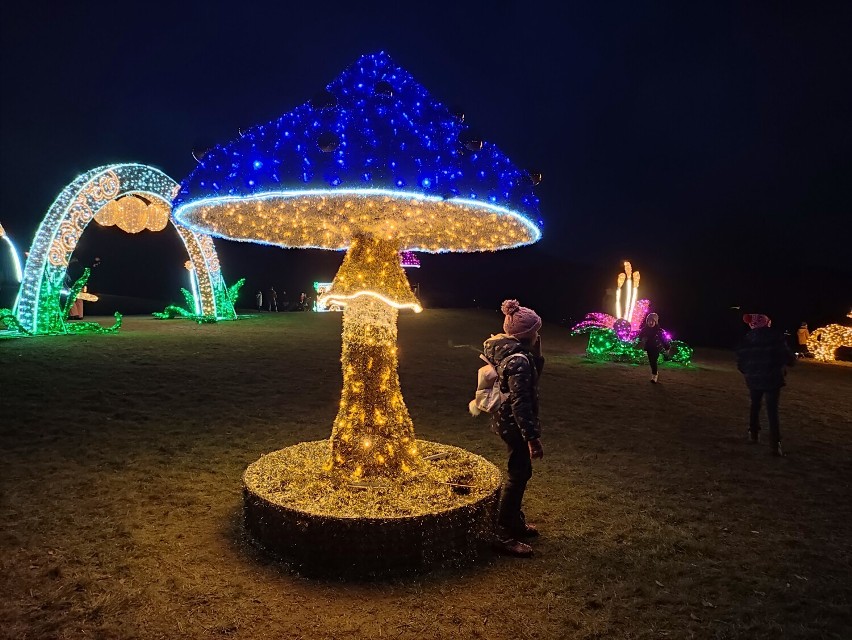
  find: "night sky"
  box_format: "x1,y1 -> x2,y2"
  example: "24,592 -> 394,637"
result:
1,1 -> 850,344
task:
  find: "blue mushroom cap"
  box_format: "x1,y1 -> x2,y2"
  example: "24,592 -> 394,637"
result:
172,52 -> 543,252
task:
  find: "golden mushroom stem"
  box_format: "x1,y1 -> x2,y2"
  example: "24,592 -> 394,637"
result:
323,233 -> 422,481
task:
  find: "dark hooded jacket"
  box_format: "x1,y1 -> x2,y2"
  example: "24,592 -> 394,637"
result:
482,334 -> 544,441
736,327 -> 795,390
637,323 -> 669,352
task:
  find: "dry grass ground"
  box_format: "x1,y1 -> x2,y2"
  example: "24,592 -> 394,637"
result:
1,309 -> 850,640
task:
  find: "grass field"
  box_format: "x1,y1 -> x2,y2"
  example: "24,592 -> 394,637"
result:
1,309 -> 850,639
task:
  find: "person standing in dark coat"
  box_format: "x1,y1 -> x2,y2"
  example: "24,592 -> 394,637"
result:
796,322 -> 811,357
482,299 -> 545,558
637,313 -> 670,383
736,313 -> 795,456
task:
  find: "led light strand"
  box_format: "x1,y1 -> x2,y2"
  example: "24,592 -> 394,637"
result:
320,290 -> 422,313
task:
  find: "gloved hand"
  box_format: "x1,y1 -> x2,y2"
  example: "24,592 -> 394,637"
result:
528,438 -> 544,460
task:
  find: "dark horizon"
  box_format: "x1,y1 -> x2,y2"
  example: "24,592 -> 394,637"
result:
2,1 -> 850,344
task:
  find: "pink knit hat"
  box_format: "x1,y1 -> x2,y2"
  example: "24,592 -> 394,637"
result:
743,313 -> 771,329
501,299 -> 542,340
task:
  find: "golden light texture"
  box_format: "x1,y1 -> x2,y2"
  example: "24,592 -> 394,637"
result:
118,196 -> 147,233
146,201 -> 170,231
94,195 -> 171,233
807,324 -> 852,362
174,225 -> 217,315
322,232 -> 420,310
244,440 -> 502,519
323,234 -> 422,479
0,222 -> 5,237
180,193 -> 536,252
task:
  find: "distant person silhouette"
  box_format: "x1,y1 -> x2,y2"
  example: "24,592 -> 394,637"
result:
637,313 -> 670,383
796,322 -> 811,357
268,286 -> 278,312
736,313 -> 796,457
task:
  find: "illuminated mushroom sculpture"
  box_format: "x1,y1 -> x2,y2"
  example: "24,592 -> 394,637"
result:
172,52 -> 543,575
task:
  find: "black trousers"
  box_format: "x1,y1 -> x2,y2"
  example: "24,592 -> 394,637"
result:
497,427 -> 533,534
749,387 -> 781,444
647,348 -> 660,375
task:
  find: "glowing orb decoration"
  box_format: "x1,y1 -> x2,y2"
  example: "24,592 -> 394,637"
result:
807,323 -> 852,362
94,195 -> 171,233
174,52 -> 544,574
12,164 -> 237,335
572,261 -> 692,365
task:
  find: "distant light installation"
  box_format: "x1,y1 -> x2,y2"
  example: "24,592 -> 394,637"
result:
572,261 -> 692,365
12,164 -> 236,335
807,322 -> 852,362
176,51 -> 542,574
400,251 -> 420,268
614,261 -> 641,322
313,282 -> 337,311
0,223 -> 23,285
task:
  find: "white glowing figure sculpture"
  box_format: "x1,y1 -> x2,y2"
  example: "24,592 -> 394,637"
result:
614,261 -> 641,321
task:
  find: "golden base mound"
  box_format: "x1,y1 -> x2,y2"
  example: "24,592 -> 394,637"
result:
243,440 -> 502,577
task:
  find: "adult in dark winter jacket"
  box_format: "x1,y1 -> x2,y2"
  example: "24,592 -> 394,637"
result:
482,299 -> 544,558
637,313 -> 670,383
736,313 -> 795,456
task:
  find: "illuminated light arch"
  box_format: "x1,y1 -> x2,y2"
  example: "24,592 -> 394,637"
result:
15,163 -> 235,334
0,221 -> 24,288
